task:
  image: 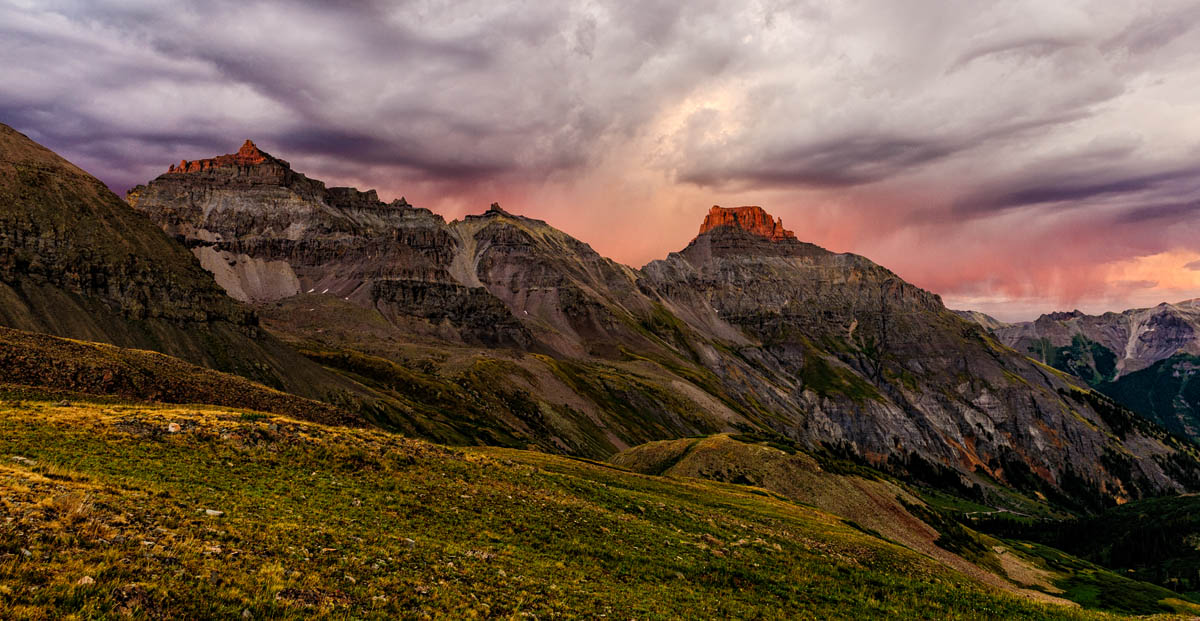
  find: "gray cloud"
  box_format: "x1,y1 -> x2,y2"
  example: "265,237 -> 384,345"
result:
7,0 -> 1200,202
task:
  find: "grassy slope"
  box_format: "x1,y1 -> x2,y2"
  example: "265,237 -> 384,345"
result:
259,294 -> 748,458
0,326 -> 357,426
0,399 -> 1120,620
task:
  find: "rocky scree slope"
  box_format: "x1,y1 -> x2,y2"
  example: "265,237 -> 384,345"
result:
643,221 -> 1200,511
128,142 -> 753,454
127,140 -> 1200,509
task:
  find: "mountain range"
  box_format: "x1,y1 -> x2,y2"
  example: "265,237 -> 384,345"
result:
115,135 -> 1200,510
9,123 -> 1200,616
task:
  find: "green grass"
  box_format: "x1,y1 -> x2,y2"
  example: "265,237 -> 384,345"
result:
1008,542 -> 1198,615
797,346 -> 883,403
0,399 -> 1123,619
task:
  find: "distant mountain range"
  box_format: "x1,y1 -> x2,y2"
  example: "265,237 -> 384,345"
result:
109,134 -> 1200,509
958,303 -> 1200,441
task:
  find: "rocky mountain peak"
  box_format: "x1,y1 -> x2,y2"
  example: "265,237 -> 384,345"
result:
698,205 -> 796,241
167,139 -> 273,173
1044,310 -> 1085,321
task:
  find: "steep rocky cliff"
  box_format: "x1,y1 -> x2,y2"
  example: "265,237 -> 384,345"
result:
126,141 -> 1200,509
0,123 -> 363,407
127,143 -> 754,453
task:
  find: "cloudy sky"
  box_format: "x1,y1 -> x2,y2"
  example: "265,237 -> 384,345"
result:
4,0 -> 1200,320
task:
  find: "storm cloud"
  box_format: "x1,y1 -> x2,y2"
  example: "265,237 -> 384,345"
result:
3,0 -> 1200,320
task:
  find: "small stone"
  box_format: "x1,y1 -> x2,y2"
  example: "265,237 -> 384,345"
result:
242,610 -> 252,619
19,548 -> 31,557
204,509 -> 224,518
166,423 -> 181,433
401,537 -> 416,549
76,576 -> 94,586
56,400 -> 70,407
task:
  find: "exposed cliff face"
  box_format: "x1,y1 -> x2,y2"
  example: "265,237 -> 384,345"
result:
698,205 -> 797,241
126,142 -> 1200,509
128,144 -> 669,357
0,123 -> 365,406
128,144 -> 749,453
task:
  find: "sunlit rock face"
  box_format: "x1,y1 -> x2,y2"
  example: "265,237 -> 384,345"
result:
698,205 -> 797,242
167,139 -> 270,173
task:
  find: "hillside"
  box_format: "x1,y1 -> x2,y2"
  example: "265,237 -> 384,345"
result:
1097,354 -> 1200,440
0,397 -> 1149,619
0,326 -> 355,426
976,493 -> 1200,602
613,434 -> 1046,600
613,434 -> 1200,615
